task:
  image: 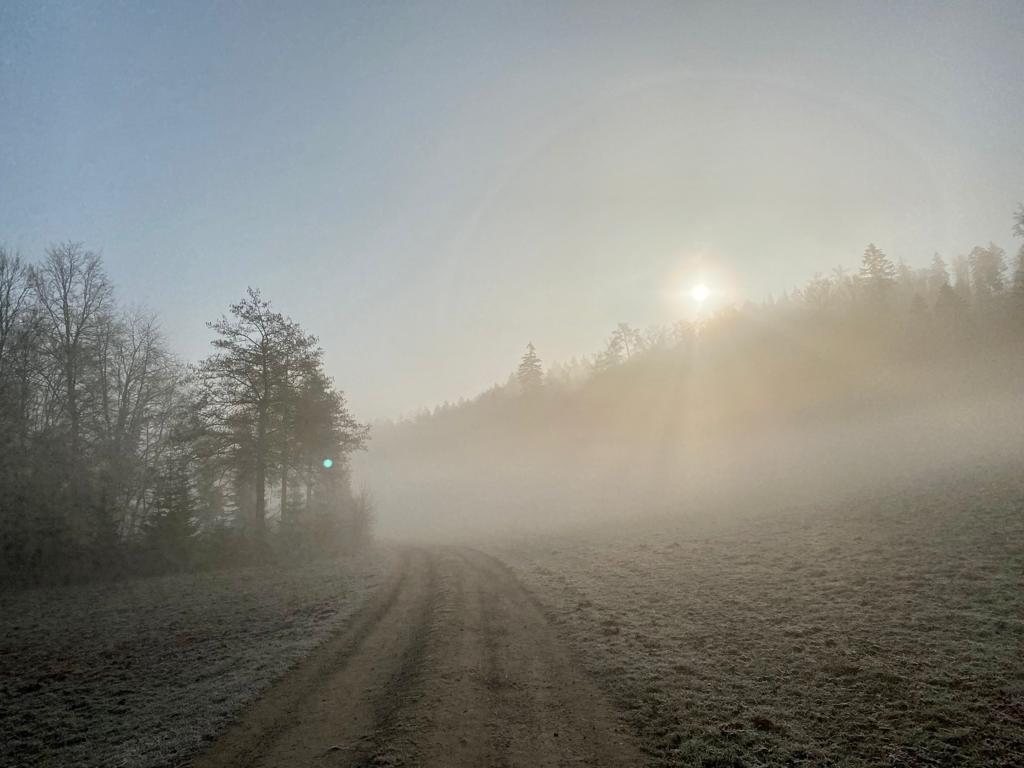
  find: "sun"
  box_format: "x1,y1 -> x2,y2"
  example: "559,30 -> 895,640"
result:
691,283 -> 710,303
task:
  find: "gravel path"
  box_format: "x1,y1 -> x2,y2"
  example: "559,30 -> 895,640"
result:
191,546 -> 642,768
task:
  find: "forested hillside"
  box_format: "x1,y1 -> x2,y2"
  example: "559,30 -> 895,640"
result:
0,245 -> 368,586
362,211 -> 1024,537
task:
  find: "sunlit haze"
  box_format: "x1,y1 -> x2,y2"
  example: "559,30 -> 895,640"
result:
4,4 -> 1024,767
2,1 -> 1023,417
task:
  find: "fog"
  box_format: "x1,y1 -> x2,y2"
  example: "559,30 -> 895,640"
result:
4,2 -> 1024,419
361,395 -> 1024,542
4,4 -> 1024,766
357,283 -> 1024,541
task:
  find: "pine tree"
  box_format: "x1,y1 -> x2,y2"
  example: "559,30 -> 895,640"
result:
804,273 -> 833,314
1010,205 -> 1024,321
147,452 -> 196,571
859,244 -> 896,305
952,254 -> 973,305
968,243 -> 1007,304
1012,247 -> 1024,319
516,342 -> 544,392
928,253 -> 950,298
198,288 -> 320,545
1012,207 -> 1024,322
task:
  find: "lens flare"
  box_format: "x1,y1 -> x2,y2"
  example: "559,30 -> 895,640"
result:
322,458 -> 334,469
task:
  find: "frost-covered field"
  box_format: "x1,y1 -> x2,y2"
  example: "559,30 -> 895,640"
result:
500,468 -> 1024,767
0,551 -> 393,768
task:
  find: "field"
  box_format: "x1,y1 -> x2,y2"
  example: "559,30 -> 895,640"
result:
499,466 -> 1024,767
2,469 -> 1022,768
0,552 -> 392,768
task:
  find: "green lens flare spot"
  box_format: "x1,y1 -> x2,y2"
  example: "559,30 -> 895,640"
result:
322,458 -> 334,469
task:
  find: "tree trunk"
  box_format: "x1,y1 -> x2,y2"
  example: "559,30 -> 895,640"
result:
280,365 -> 290,525
66,364 -> 79,457
254,405 -> 267,544
280,455 -> 289,525
65,361 -> 84,543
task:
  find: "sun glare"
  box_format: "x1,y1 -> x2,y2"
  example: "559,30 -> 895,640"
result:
691,283 -> 710,303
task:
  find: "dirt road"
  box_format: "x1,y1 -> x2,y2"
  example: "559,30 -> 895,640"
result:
190,547 -> 644,768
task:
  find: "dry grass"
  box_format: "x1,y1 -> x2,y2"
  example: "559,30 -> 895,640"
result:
0,552 -> 392,768
500,467 -> 1024,767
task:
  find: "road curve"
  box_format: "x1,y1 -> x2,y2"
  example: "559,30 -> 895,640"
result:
189,546 -> 644,768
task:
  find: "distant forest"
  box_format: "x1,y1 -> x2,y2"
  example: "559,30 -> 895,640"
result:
0,247 -> 368,586
364,207 -> 1024,537
5,207 -> 1024,578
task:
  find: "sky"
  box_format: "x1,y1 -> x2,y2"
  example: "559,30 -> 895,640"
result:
2,1 -> 1023,419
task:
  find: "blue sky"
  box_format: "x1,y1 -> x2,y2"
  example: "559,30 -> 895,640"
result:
2,1 -> 1023,417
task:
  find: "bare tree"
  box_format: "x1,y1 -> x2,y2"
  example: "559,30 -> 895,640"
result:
804,273 -> 833,314
0,248 -> 33,383
32,243 -> 113,466
95,309 -> 179,535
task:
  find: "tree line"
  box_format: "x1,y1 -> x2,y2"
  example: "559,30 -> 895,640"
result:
365,206 -> 1024,536
0,244 -> 368,587
416,205 -> 1024,425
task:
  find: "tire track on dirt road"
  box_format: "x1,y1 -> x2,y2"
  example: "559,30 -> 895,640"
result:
190,546 -> 644,768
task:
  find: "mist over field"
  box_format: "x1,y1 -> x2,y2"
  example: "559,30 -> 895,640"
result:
3,2 -> 1024,767
350,271 -> 1024,764
359,287 -> 1024,541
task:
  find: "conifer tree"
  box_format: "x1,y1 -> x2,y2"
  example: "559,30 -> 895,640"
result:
1012,204 -> 1024,320
1012,248 -> 1024,320
952,254 -> 973,305
198,289 -> 319,544
516,342 -> 544,392
928,254 -> 950,298
147,451 -> 196,570
859,244 -> 897,305
968,243 -> 1007,304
